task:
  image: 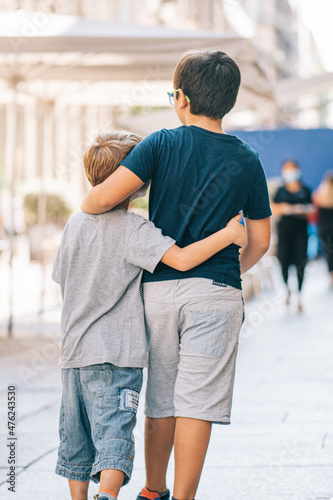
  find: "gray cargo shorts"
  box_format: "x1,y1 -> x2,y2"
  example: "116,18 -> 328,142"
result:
143,278 -> 244,424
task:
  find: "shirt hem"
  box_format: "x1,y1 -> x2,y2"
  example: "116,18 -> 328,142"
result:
59,358 -> 148,369
142,271 -> 242,290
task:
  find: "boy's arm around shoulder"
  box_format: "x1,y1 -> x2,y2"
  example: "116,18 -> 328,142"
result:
239,217 -> 271,275
81,166 -> 144,214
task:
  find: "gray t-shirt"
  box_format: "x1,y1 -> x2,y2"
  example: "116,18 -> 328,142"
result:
52,207 -> 175,369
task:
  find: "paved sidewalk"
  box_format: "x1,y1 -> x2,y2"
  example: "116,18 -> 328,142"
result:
0,259 -> 333,499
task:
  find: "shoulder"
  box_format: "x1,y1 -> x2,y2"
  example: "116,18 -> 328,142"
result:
66,211 -> 84,223
125,130 -> 172,158
231,134 -> 257,151
125,211 -> 169,242
64,211 -> 104,231
124,210 -> 153,233
56,212 -> 84,252
225,134 -> 261,167
66,209 -> 130,232
147,126 -> 185,144
131,127 -> 186,158
61,211 -> 85,233
97,208 -> 147,232
105,208 -> 151,235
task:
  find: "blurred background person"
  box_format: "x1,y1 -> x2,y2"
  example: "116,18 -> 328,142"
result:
271,160 -> 314,311
312,171 -> 333,287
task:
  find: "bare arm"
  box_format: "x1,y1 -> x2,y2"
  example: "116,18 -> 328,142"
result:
81,166 -> 144,214
239,217 -> 271,275
161,214 -> 246,272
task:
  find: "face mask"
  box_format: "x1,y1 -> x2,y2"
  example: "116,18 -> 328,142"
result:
282,169 -> 301,183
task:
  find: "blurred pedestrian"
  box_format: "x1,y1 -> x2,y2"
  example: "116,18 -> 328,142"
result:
271,160 -> 314,311
312,171 -> 333,286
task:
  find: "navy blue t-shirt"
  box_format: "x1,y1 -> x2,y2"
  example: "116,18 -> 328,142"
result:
122,125 -> 272,289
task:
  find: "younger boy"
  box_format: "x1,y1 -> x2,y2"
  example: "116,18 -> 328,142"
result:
53,130 -> 246,500
81,50 -> 272,500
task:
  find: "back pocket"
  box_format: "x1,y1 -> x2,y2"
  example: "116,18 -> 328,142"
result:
182,310 -> 231,357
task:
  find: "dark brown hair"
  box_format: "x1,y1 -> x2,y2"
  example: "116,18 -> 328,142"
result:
173,50 -> 241,119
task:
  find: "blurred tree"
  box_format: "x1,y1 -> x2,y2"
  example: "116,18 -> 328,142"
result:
23,192 -> 72,227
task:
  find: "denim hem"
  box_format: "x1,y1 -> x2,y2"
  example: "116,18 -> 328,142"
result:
91,459 -> 133,485
55,465 -> 93,483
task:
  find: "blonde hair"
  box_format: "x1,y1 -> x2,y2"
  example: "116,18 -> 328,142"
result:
83,131 -> 142,186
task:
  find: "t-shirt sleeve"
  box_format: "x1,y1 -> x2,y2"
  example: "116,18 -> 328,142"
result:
126,216 -> 175,273
121,133 -> 159,183
243,158 -> 272,219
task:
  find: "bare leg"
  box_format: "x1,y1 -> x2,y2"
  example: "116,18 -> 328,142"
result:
68,480 -> 89,500
173,417 -> 212,500
99,469 -> 125,497
145,416 -> 176,493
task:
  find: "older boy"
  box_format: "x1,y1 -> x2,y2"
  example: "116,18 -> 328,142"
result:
82,50 -> 271,500
53,130 -> 246,500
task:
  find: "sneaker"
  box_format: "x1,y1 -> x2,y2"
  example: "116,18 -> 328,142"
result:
136,487 -> 170,500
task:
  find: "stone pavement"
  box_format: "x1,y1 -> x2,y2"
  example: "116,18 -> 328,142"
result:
0,258 -> 333,500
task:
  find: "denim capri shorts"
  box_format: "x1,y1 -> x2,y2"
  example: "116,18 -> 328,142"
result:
55,363 -> 143,484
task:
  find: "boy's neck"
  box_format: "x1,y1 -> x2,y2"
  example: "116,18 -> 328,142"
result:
184,113 -> 225,134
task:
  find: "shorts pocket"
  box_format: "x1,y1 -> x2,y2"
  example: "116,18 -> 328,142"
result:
183,310 -> 231,357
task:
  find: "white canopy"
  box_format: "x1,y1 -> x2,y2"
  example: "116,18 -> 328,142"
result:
0,11 -> 272,110
1,11 -> 245,53
0,11 -> 250,79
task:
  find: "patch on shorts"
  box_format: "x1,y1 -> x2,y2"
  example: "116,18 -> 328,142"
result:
118,388 -> 140,413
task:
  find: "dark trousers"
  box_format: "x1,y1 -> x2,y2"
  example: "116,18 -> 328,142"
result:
277,220 -> 308,291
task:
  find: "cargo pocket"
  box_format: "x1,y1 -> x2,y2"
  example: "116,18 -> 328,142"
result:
182,310 -> 231,357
